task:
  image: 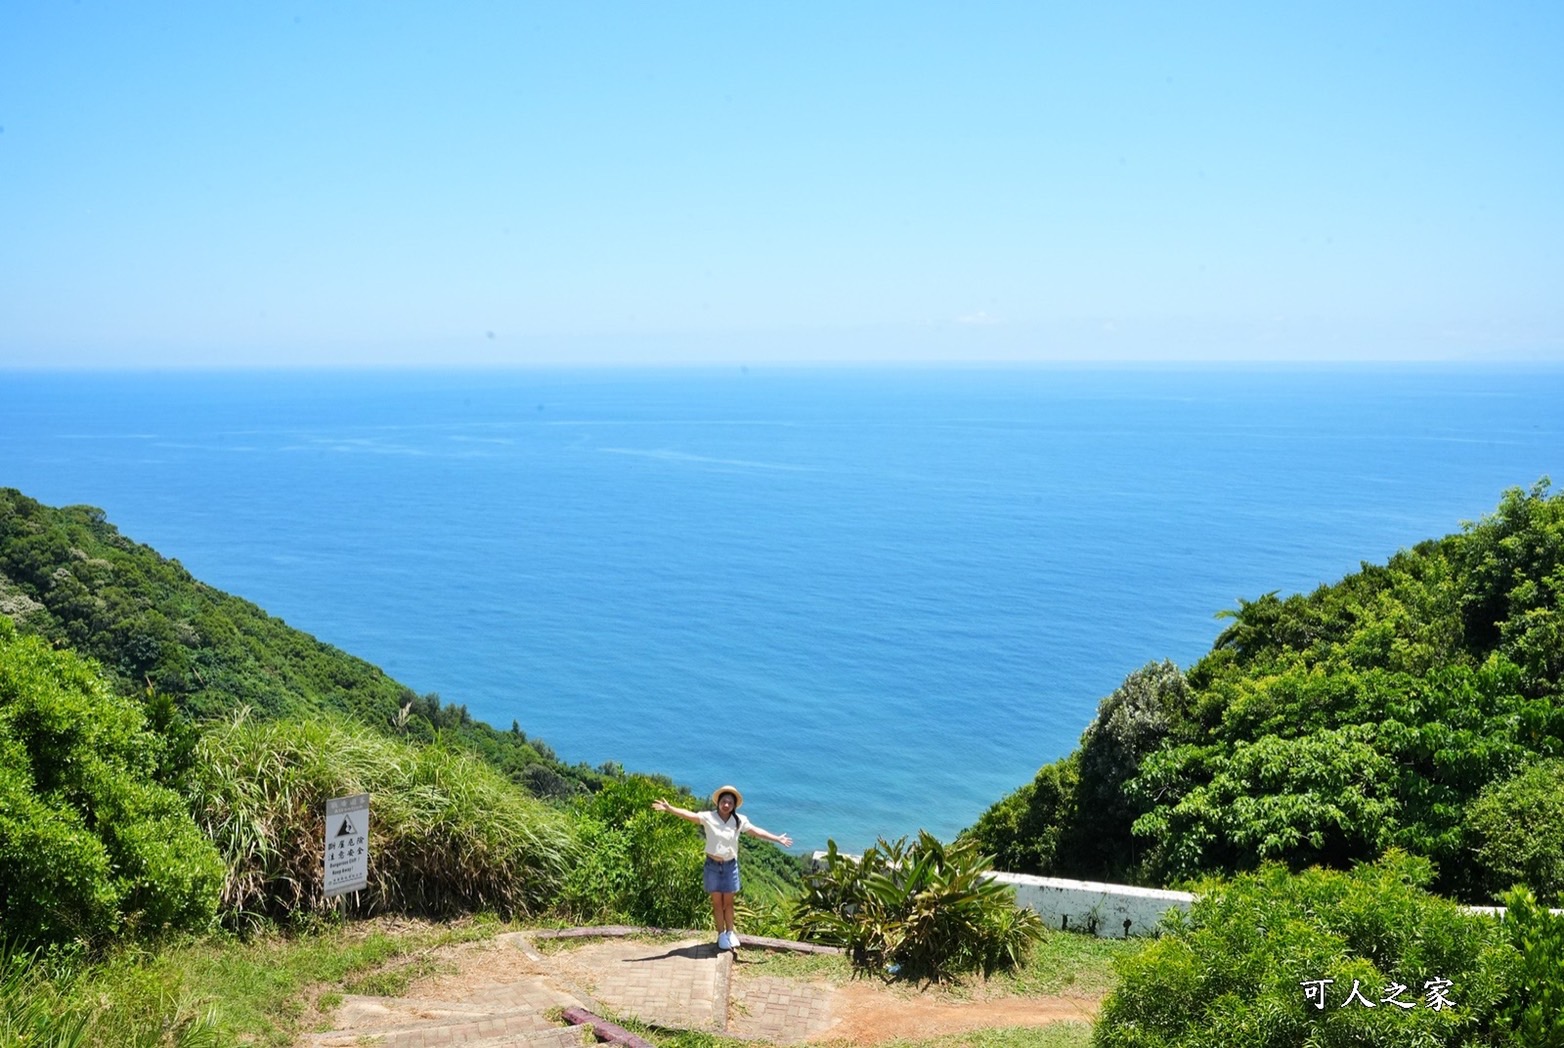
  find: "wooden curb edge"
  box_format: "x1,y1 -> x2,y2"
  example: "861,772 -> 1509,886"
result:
562,1006 -> 657,1048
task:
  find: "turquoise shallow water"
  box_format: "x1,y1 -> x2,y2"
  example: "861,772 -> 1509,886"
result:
3,364 -> 1561,851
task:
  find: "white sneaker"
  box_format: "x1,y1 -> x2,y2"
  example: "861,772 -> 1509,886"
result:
728,931 -> 742,948
717,931 -> 731,950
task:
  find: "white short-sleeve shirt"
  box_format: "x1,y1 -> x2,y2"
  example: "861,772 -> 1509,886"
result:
698,810 -> 746,861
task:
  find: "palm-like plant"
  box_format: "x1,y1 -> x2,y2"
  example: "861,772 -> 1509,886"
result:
793,832 -> 1042,982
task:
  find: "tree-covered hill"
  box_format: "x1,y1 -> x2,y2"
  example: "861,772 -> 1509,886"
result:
964,480 -> 1564,904
0,487 -> 603,799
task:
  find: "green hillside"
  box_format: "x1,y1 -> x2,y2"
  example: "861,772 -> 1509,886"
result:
0,487 -> 601,799
964,479 -> 1564,904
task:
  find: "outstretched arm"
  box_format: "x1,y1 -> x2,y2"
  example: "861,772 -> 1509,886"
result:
651,798 -> 702,824
743,822 -> 793,848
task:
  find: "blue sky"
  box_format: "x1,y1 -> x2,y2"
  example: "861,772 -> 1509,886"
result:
2,3 -> 1561,367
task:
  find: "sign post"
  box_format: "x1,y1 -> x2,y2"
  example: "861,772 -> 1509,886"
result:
324,793 -> 370,898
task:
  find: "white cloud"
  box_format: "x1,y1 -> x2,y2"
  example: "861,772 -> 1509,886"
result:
956,310 -> 1001,326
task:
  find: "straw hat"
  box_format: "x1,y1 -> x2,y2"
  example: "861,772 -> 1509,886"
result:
710,785 -> 744,809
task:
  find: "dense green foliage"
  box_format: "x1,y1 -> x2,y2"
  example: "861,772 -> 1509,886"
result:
558,775 -> 716,929
0,487 -> 600,799
1465,761 -> 1564,906
965,481 -> 1564,901
1495,887 -> 1564,1047
793,833 -> 1044,982
559,775 -> 803,930
188,711 -> 579,929
1094,853 -> 1520,1048
0,618 -> 223,951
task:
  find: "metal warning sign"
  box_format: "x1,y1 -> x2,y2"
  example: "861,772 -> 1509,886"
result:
324,793 -> 370,897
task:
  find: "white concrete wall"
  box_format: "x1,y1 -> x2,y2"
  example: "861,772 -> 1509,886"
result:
993,872 -> 1194,938
808,853 -> 1556,940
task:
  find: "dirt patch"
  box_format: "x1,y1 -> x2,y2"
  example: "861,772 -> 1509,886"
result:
820,979 -> 1099,1044
394,936 -> 549,994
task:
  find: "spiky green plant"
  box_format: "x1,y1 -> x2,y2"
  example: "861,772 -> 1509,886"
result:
793,832 -> 1043,982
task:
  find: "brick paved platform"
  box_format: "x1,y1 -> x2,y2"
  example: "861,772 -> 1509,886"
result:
727,972 -> 836,1042
539,935 -> 728,1032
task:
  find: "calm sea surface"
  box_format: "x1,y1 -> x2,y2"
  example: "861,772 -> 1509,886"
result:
2,365 -> 1560,851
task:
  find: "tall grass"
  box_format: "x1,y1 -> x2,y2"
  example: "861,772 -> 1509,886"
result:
1,942 -> 220,1048
189,711 -> 580,929
1,947 -> 86,1048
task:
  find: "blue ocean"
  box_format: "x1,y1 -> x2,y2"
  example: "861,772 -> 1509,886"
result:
2,365 -> 1560,852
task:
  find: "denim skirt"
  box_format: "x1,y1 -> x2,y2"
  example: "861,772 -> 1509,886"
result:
703,857 -> 741,894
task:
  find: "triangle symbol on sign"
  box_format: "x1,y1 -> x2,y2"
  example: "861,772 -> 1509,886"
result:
337,816 -> 357,837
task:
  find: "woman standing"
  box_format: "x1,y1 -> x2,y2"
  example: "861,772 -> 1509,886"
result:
651,785 -> 792,950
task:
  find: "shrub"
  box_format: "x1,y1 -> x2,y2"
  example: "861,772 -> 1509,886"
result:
1495,886 -> 1564,1047
792,832 -> 1043,982
1093,851 -> 1518,1048
558,776 -> 712,929
189,711 -> 578,929
0,620 -> 222,951
1465,760 -> 1564,905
